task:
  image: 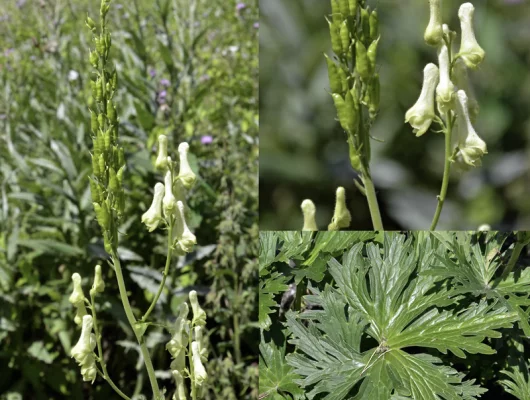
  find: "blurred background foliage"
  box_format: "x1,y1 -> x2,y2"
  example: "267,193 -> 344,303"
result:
0,0 -> 258,398
260,0 -> 530,230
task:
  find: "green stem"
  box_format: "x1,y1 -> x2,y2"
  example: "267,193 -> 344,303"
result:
90,292 -> 132,400
360,164 -> 383,231
502,241 -> 525,279
430,113 -> 453,231
111,250 -> 161,399
141,224 -> 173,322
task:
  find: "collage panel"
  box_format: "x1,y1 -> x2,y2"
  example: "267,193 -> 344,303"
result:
260,0 -> 530,231
259,231 -> 530,399
0,0 -> 258,399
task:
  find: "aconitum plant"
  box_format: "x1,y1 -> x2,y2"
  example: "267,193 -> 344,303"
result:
68,1 -> 209,399
301,0 -> 486,231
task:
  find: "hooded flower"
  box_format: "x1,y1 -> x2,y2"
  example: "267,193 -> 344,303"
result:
436,45 -> 455,113
453,58 -> 479,122
328,187 -> 351,231
194,326 -> 208,362
189,290 -> 206,327
191,341 -> 208,386
301,199 -> 318,231
71,315 -> 97,383
167,303 -> 189,373
171,370 -> 187,400
454,90 -> 487,167
458,3 -> 485,69
177,142 -> 196,189
172,201 -> 196,254
141,182 -> 165,231
424,0 -> 443,46
155,135 -> 169,171
163,170 -> 177,220
69,273 -> 85,305
405,63 -> 439,136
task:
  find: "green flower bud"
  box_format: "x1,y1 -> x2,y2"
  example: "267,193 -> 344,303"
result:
89,179 -> 101,204
340,22 -> 350,57
368,74 -> 380,118
454,90 -> 487,168
142,182 -> 165,232
360,7 -> 370,42
458,3 -> 485,69
328,187 -> 352,231
173,201 -> 196,254
348,0 -> 358,16
369,10 -> 379,40
301,199 -> 318,231
405,63 -> 439,136
90,110 -> 99,134
94,202 -> 110,229
163,170 -> 177,219
424,0 -> 443,46
86,16 -> 96,32
355,41 -> 372,79
367,36 -> 379,71
325,55 -> 342,94
69,273 -> 85,305
330,0 -> 341,24
108,167 -> 119,192
332,91 -> 359,136
347,136 -> 362,171
107,100 -> 116,122
436,45 -> 455,113
155,135 -> 169,171
89,50 -> 99,68
189,290 -> 207,327
191,341 -> 208,386
327,17 -> 343,57
171,370 -> 187,400
177,142 -> 197,189
338,0 -> 350,16
92,264 -> 105,293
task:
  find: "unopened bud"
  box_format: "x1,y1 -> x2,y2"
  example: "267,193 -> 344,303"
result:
301,199 -> 318,231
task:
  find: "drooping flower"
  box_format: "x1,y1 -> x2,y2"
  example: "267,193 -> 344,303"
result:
155,135 -> 169,171
171,370 -> 187,400
454,90 -> 487,167
191,341 -> 208,386
189,290 -> 206,327
436,45 -> 455,113
167,303 -> 189,373
301,199 -> 318,231
163,170 -> 177,220
141,182 -> 165,231
173,201 -> 196,254
177,143 -> 196,189
424,0 -> 443,46
405,63 -> 439,136
69,273 -> 85,305
328,187 -> 351,231
458,3 -> 485,69
71,315 -> 97,383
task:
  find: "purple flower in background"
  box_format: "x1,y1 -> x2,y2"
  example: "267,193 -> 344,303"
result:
236,2 -> 246,11
149,68 -> 156,78
201,135 -> 213,145
160,78 -> 170,87
253,22 -> 259,29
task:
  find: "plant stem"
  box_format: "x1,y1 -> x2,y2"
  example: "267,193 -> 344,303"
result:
90,293 -> 132,400
360,165 -> 384,231
141,224 -> 173,322
502,241 -> 525,279
430,113 -> 453,231
111,250 -> 161,399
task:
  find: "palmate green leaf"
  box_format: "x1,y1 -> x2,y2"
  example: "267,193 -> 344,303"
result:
286,233 -> 517,399
260,339 -> 304,400
500,359 -> 530,400
259,271 -> 289,330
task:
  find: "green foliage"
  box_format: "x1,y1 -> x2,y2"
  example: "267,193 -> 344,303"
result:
260,231 -> 530,399
0,0 -> 258,398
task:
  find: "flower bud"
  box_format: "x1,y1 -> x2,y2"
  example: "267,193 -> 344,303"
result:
163,171 -> 177,220
458,3 -> 485,69
142,182 -> 165,231
355,41 -> 372,79
454,90 -> 487,167
69,273 -> 85,305
301,199 -> 318,231
189,290 -> 207,327
405,63 -> 439,136
327,18 -> 343,57
177,142 -> 196,189
191,341 -> 208,386
155,135 -> 169,171
171,370 -> 187,400
424,0 -> 443,46
369,10 -> 379,40
436,45 -> 455,113
173,201 -> 196,254
328,187 -> 351,231
86,17 -> 96,32
360,7 -> 370,42
339,21 -> 350,56
325,55 -> 342,94
92,264 -> 105,293
453,58 -> 479,122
